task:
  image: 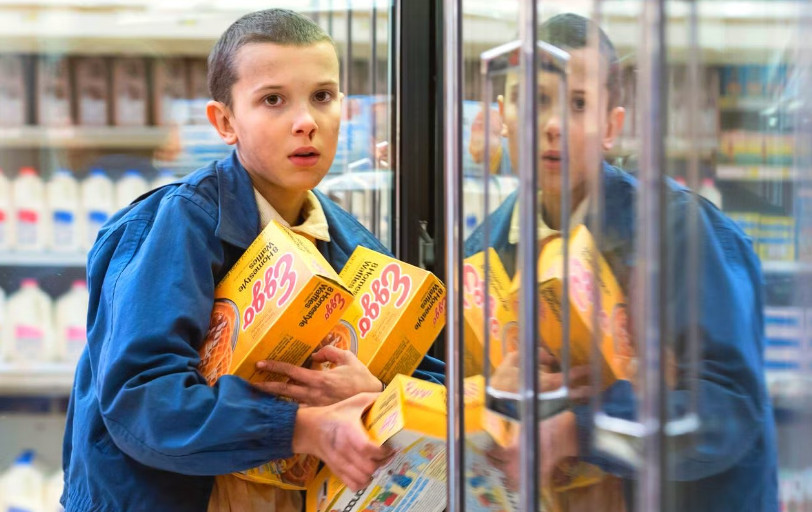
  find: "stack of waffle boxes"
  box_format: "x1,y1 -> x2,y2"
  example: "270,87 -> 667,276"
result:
197,220 -> 447,490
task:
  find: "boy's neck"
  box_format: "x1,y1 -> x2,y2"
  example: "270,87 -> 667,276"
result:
255,184 -> 307,226
541,183 -> 587,231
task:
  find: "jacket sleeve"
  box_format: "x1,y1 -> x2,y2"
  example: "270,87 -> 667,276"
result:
90,193 -> 298,476
574,196 -> 768,481
413,354 -> 446,384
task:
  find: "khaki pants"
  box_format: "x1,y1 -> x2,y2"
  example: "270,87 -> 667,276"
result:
208,474 -> 303,512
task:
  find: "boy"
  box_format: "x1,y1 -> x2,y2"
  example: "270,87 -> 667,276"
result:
466,13 -> 777,511
62,9 -> 443,512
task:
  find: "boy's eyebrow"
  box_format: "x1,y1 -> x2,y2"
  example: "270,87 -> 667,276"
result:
253,80 -> 339,94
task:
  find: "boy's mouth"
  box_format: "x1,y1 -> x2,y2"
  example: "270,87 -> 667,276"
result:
289,146 -> 321,167
541,151 -> 561,171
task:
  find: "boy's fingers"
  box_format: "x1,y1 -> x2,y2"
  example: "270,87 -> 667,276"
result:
253,380 -> 310,402
256,359 -> 317,384
311,345 -> 351,365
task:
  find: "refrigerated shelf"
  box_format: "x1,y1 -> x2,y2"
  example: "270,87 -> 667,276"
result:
0,364 -> 74,396
0,251 -> 87,267
0,126 -> 171,149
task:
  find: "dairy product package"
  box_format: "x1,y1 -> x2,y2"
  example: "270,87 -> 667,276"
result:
46,168 -> 82,252
12,166 -> 46,251
335,246 -> 446,383
306,375 -> 515,512
0,55 -> 28,127
73,57 -> 110,126
54,280 -> 89,364
0,450 -> 46,512
198,220 -> 353,489
36,55 -> 72,126
81,168 -> 115,250
152,57 -> 189,126
3,279 -> 54,364
510,225 -> 633,389
461,248 -> 517,376
115,169 -> 149,210
0,169 -> 11,250
111,57 -> 148,126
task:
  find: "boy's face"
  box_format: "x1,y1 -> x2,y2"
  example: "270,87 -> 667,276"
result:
208,41 -> 341,196
500,47 -> 625,201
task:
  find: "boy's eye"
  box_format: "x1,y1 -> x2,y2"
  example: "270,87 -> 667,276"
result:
313,90 -> 334,103
538,93 -> 552,109
264,94 -> 283,106
571,96 -> 586,112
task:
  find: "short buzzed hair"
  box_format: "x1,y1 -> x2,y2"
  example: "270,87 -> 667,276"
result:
208,8 -> 336,107
540,13 -> 621,109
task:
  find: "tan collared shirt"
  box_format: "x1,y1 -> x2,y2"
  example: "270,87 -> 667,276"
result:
508,193 -> 590,244
253,189 -> 331,244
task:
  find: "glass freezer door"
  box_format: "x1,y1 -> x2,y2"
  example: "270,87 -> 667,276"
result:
443,1 -> 811,511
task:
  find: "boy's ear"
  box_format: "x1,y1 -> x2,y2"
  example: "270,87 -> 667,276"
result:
602,106 -> 626,151
206,100 -> 238,145
497,95 -> 508,137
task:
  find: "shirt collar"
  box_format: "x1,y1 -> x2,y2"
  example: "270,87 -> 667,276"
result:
508,191 -> 591,244
254,188 -> 331,243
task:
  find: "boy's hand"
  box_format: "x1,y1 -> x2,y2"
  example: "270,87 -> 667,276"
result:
491,351 -> 594,402
293,392 -> 395,491
253,346 -> 382,406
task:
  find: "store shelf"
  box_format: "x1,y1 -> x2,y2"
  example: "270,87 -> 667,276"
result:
0,126 -> 170,149
0,251 -> 86,267
717,164 -> 797,181
762,261 -> 812,274
718,96 -> 777,112
0,363 -> 74,396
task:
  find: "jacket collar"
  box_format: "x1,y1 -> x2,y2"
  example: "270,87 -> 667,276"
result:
214,150 -> 261,250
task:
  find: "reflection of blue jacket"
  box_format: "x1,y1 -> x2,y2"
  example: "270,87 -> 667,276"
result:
465,163 -> 777,511
61,151 -> 445,512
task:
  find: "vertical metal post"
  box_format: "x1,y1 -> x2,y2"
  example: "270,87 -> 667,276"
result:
637,0 -> 667,510
370,0 -> 381,238
518,1 -> 541,511
443,0 -> 465,511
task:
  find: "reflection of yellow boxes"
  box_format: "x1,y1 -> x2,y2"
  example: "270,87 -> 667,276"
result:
462,249 -> 518,376
338,246 -> 446,384
198,220 -> 353,490
510,225 -> 632,389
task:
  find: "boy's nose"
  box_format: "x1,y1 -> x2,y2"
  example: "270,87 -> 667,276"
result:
543,115 -> 561,141
291,107 -> 318,138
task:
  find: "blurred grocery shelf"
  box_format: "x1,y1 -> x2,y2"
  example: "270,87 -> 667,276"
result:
0,363 -> 74,396
0,126 -> 171,149
0,251 -> 87,267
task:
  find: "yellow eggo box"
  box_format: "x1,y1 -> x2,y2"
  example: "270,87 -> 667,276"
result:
306,375 -> 515,512
336,246 -> 446,384
510,225 -> 632,389
462,249 -> 518,376
198,220 -> 353,490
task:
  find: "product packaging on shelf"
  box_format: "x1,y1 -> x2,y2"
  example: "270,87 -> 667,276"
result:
36,55 -> 73,126
111,57 -> 148,126
46,168 -> 82,252
73,56 -> 110,126
334,245 -> 446,384
0,55 -> 28,127
152,57 -> 189,126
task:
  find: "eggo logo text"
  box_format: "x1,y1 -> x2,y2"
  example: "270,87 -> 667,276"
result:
243,253 -> 297,330
357,263 -> 412,338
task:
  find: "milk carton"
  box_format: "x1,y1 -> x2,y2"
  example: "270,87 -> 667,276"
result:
73,57 -> 110,126
115,169 -> 149,210
81,168 -> 115,250
36,56 -> 72,126
0,169 -> 11,250
45,470 -> 65,512
46,168 -> 82,252
335,246 -> 446,384
4,279 -> 54,364
0,451 -> 46,512
12,167 -> 46,251
111,58 -> 148,126
151,169 -> 176,190
198,220 -> 353,490
54,281 -> 89,364
0,55 -> 27,127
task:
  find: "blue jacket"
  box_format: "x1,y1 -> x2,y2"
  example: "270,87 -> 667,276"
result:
61,151 -> 445,512
465,163 -> 777,511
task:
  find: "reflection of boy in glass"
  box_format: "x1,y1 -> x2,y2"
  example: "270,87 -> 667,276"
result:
465,13 -> 777,511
